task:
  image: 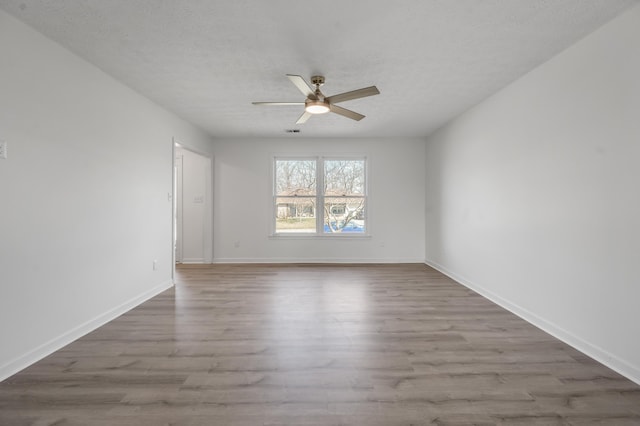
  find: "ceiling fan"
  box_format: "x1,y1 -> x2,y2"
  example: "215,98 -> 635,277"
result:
252,75 -> 380,124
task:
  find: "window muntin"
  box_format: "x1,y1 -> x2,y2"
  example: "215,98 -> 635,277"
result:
273,157 -> 367,235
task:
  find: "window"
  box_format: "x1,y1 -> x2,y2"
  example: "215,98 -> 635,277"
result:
273,157 -> 367,235
274,159 -> 317,233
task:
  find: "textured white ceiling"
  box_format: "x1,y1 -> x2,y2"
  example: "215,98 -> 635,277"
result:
0,0 -> 636,138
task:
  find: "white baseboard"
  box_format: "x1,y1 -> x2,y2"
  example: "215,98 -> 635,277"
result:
213,257 -> 426,264
180,258 -> 206,264
424,259 -> 640,386
0,279 -> 174,382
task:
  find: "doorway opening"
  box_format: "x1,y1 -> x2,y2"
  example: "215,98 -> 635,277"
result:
173,142 -> 213,271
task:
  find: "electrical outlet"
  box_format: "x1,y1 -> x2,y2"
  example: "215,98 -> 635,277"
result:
153,260 -> 158,270
0,141 -> 6,159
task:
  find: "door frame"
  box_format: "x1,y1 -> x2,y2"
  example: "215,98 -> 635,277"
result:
172,138 -> 214,281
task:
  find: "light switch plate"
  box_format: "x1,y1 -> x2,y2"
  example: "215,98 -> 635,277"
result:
0,141 -> 6,159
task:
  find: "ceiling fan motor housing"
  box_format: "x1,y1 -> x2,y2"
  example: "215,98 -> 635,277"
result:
310,76 -> 325,86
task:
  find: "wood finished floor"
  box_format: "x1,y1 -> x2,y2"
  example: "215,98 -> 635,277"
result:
1,264 -> 639,426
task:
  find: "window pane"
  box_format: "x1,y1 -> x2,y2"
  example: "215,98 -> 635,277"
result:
323,197 -> 365,233
275,159 -> 316,196
275,196 -> 316,233
324,160 -> 365,196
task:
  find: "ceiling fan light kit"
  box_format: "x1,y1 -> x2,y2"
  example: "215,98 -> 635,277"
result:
305,100 -> 330,114
253,74 -> 379,124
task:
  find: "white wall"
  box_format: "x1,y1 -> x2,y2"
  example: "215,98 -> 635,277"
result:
425,5 -> 640,384
211,138 -> 425,263
175,146 -> 213,263
0,10 -> 214,380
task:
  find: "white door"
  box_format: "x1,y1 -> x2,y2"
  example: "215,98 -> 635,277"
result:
174,154 -> 183,263
174,145 -> 212,263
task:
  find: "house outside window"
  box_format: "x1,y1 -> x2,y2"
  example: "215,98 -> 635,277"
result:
273,157 -> 367,235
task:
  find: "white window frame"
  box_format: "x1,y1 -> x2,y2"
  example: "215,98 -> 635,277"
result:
271,155 -> 369,237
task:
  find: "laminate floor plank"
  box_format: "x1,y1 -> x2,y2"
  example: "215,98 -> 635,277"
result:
1,263 -> 639,425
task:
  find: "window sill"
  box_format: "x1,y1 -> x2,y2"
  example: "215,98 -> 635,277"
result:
269,233 -> 372,240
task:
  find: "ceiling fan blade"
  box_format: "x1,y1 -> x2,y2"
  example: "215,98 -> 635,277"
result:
329,104 -> 365,121
252,102 -> 305,106
286,74 -> 317,100
296,111 -> 312,124
326,86 -> 380,104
